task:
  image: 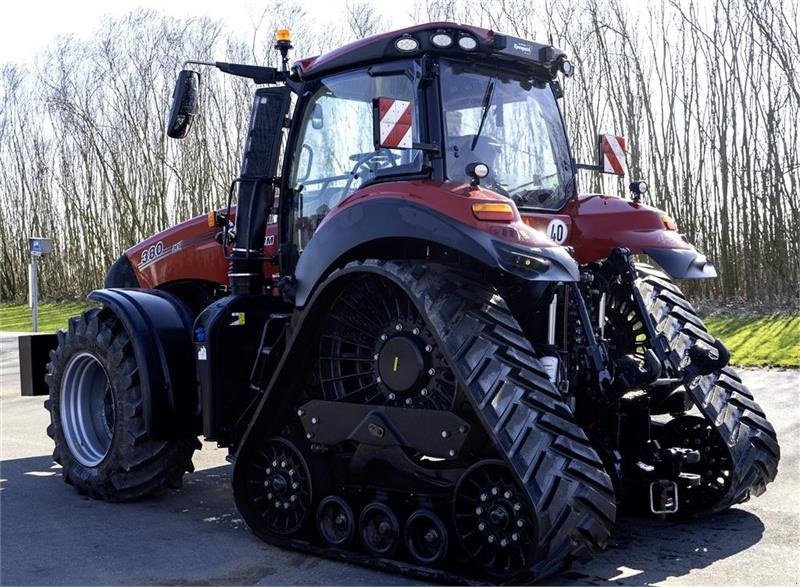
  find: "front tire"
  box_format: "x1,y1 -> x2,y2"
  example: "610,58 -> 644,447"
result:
45,308 -> 199,500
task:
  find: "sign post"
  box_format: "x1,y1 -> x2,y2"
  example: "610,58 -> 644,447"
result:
28,237 -> 53,333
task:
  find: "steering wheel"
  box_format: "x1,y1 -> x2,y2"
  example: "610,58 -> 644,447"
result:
343,149 -> 400,193
507,173 -> 560,206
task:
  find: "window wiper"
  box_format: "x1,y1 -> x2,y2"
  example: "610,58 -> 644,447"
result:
470,79 -> 495,151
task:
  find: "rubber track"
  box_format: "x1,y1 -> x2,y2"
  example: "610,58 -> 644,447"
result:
635,263 -> 780,510
336,261 -> 615,581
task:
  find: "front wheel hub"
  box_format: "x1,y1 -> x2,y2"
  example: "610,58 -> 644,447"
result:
60,352 -> 116,467
377,336 -> 425,393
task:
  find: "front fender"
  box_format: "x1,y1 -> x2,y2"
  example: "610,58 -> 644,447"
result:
644,247 -> 717,279
88,288 -> 198,439
293,199 -> 579,306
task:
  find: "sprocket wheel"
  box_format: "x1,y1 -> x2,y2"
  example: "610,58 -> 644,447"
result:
318,275 -> 457,410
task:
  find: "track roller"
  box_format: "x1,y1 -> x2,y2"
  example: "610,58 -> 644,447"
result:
359,502 -> 400,557
405,510 -> 449,567
317,495 -> 356,547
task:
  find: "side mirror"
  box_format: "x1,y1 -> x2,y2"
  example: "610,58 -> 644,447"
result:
372,97 -> 414,149
166,70 -> 200,139
598,134 -> 626,175
311,103 -> 324,130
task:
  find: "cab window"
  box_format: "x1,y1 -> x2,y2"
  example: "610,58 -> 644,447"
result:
290,68 -> 422,250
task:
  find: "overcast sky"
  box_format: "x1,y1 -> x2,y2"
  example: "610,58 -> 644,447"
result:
0,0 -> 417,65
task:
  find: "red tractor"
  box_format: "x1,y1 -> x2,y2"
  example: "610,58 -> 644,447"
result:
39,23 -> 778,583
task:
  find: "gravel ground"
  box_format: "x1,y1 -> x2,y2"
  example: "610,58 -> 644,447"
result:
1,332 -> 798,585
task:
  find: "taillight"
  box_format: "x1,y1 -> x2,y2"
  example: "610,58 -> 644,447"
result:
471,202 -> 515,222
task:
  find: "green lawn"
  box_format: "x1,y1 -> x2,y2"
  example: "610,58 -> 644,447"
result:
1,301 -> 797,368
0,302 -> 91,333
703,314 -> 799,368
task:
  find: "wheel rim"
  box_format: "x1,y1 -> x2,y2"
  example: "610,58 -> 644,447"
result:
317,495 -> 355,547
318,275 -> 457,410
359,502 -> 400,556
60,352 -> 116,467
405,510 -> 449,566
453,460 -> 536,578
245,437 -> 313,536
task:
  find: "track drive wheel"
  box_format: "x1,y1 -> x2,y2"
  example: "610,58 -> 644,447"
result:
45,308 -> 198,500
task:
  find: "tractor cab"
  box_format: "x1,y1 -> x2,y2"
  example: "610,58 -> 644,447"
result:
168,23 -> 579,294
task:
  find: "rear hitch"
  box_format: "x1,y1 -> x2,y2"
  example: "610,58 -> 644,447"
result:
645,446 -> 702,514
649,480 -> 679,514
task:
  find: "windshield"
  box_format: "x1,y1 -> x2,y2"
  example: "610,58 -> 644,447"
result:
440,60 -> 574,210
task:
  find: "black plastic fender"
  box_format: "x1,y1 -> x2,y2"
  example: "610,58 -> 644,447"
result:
87,288 -> 198,439
644,247 -> 717,279
292,199 -> 579,307
104,254 -> 139,288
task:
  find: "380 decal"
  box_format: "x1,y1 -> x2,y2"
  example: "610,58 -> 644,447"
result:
140,241 -> 165,265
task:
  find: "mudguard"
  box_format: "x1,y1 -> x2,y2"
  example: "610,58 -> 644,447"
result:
104,254 -> 140,288
87,288 -> 198,439
644,247 -> 717,279
293,199 -> 579,306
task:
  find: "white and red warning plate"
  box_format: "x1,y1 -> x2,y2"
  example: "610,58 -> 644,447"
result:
374,97 -> 413,149
599,134 -> 626,175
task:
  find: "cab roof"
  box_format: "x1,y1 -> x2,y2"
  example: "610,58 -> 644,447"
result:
293,22 -> 567,81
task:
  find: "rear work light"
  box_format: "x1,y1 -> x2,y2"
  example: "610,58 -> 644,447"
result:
472,202 -> 515,221
431,32 -> 453,48
458,35 -> 478,51
395,36 -> 419,52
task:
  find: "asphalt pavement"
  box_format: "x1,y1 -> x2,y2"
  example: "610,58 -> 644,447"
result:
1,332 -> 798,585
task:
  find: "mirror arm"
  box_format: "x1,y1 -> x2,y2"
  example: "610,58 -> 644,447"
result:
183,60 -> 283,84
412,142 -> 441,155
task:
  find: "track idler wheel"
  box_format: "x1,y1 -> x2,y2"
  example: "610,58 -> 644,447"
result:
405,510 -> 449,567
242,437 -> 314,536
359,502 -> 400,557
453,460 -> 537,579
317,495 -> 355,547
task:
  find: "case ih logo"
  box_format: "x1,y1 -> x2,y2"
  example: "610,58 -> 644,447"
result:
600,134 -> 627,175
513,42 -> 533,54
374,97 -> 413,149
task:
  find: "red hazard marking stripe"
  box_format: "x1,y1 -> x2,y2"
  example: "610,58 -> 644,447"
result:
601,135 -> 626,175
378,98 -> 413,149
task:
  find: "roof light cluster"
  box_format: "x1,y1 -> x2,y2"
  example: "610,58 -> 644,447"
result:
394,29 -> 480,54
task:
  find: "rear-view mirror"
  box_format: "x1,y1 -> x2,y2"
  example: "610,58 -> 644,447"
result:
166,70 -> 200,139
311,103 -> 324,130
